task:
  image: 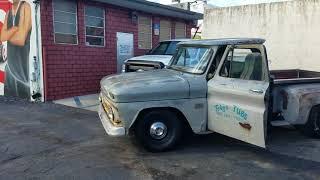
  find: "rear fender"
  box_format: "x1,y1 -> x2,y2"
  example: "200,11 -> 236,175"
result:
282,85 -> 320,125
298,92 -> 320,124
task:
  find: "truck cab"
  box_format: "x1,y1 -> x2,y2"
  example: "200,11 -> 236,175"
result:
99,38 -> 320,152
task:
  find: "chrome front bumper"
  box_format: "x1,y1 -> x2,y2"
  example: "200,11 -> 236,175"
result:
98,104 -> 125,136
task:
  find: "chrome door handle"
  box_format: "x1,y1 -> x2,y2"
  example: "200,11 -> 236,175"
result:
250,89 -> 264,94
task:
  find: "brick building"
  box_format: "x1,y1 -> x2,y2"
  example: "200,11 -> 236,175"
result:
40,0 -> 203,101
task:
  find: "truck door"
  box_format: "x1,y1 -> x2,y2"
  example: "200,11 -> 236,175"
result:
207,45 -> 270,148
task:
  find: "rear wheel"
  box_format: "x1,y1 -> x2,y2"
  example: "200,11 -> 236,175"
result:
298,106 -> 320,138
134,110 -> 183,152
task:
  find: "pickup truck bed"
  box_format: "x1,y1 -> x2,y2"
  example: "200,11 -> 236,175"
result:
270,69 -> 320,125
271,69 -> 320,85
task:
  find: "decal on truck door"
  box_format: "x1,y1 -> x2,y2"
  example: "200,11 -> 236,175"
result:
214,104 -> 249,122
0,0 -> 43,101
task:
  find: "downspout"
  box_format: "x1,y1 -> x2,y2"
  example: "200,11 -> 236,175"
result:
31,0 -> 42,101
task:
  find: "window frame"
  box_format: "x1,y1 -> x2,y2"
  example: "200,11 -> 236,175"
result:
84,5 -> 106,47
138,16 -> 153,50
217,45 -> 268,82
52,0 -> 78,45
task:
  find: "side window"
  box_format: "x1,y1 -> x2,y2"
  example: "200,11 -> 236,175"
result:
151,43 -> 169,55
53,0 -> 78,44
220,48 -> 264,81
85,6 -> 105,47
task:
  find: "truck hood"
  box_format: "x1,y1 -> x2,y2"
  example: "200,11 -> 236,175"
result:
128,55 -> 173,65
100,69 -> 189,103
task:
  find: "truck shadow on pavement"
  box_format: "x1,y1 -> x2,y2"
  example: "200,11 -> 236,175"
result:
129,128 -> 320,180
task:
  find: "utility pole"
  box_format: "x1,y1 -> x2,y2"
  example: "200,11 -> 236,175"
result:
171,0 -> 207,11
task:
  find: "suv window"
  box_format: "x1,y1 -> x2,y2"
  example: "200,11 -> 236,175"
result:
220,48 -> 264,81
149,41 -> 180,55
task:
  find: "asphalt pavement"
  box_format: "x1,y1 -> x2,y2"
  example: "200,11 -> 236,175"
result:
0,97 -> 319,180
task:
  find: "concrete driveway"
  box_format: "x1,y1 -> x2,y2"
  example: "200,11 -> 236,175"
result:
0,97 -> 319,180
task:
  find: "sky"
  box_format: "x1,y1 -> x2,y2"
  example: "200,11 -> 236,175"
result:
148,0 -> 291,7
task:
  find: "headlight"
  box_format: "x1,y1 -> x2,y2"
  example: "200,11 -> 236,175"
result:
101,97 -> 113,119
106,106 -> 114,121
101,97 -> 121,125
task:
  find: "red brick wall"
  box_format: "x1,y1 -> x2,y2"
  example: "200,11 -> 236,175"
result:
41,0 -> 194,100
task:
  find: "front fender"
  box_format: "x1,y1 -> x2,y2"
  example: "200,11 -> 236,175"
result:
117,98 -> 208,134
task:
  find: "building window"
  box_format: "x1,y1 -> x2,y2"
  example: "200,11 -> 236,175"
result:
53,0 -> 78,44
138,16 -> 152,49
175,22 -> 186,39
85,6 -> 105,47
159,20 -> 171,42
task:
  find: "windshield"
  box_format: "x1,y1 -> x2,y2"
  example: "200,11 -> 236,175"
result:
168,46 -> 213,74
149,41 -> 180,55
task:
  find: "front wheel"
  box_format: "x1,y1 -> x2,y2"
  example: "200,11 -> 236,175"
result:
134,110 -> 183,152
298,106 -> 320,138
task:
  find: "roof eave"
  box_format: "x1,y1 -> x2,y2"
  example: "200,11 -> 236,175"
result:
93,0 -> 203,21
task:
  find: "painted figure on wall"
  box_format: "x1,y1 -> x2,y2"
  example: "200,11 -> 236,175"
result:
0,1 -> 11,95
0,0 -> 32,99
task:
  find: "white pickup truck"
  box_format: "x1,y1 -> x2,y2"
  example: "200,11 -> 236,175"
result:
99,38 -> 320,152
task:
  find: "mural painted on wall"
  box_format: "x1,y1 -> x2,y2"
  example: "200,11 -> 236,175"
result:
0,0 -> 42,100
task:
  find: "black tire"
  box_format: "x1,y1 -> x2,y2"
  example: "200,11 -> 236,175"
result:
134,110 -> 183,152
298,106 -> 320,138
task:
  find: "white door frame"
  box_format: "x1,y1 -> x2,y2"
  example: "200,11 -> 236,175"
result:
116,32 -> 134,73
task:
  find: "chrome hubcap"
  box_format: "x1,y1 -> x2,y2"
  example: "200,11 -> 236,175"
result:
150,122 -> 167,140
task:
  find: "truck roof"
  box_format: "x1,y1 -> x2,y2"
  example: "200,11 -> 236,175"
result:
178,38 -> 266,46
